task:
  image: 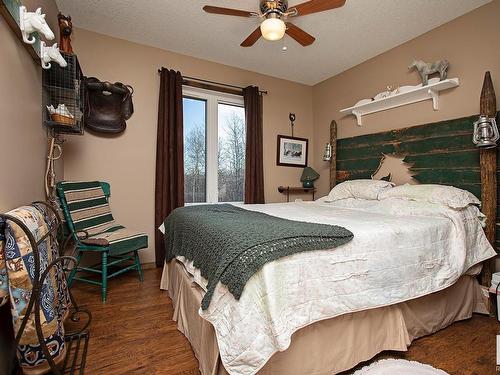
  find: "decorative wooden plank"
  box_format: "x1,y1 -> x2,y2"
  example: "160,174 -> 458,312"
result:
413,169 -> 481,185
337,130 -> 398,150
405,150 -> 480,169
495,226 -> 500,238
336,170 -> 373,182
337,157 -> 383,173
337,144 -> 397,161
479,72 -> 497,286
338,133 -> 475,161
338,115 -> 478,149
396,134 -> 475,155
329,121 -> 337,189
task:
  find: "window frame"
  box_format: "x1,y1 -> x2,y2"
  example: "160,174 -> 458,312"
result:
182,86 -> 245,204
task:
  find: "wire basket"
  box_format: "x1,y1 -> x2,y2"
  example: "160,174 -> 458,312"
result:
42,52 -> 84,135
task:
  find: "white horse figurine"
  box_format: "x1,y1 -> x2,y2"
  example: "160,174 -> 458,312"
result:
408,59 -> 449,86
19,6 -> 55,44
40,42 -> 67,69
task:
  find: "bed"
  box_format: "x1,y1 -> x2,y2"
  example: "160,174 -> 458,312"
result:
160,113 -> 498,375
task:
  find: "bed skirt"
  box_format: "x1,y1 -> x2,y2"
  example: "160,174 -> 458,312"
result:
160,260 -> 485,375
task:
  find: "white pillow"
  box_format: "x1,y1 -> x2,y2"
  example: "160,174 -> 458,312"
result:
326,179 -> 394,202
378,183 -> 480,209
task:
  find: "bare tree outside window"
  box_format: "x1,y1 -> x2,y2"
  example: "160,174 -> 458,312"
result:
183,97 -> 206,203
218,105 -> 245,202
184,125 -> 206,203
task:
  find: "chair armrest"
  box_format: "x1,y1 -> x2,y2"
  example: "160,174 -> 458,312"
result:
76,230 -> 89,241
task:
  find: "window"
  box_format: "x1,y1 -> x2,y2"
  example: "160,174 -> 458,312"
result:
183,87 -> 245,204
183,97 -> 207,203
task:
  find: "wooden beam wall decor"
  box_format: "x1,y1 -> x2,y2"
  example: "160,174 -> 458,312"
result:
329,120 -> 337,190
479,71 -> 497,286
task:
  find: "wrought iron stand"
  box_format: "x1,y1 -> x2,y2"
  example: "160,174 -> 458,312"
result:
1,201 -> 91,375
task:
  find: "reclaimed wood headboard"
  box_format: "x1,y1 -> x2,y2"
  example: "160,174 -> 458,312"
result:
329,113 -> 499,285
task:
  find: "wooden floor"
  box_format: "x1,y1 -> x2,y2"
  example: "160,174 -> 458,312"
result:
71,268 -> 499,375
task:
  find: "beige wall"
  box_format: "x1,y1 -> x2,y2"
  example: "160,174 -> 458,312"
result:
312,0 -> 500,197
64,29 -> 314,264
0,0 -> 60,211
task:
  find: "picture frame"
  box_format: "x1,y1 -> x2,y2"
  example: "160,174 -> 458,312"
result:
276,135 -> 308,168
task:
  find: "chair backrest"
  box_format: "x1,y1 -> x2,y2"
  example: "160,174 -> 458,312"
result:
99,182 -> 111,199
57,181 -> 114,238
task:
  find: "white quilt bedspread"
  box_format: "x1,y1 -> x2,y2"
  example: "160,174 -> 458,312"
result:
175,199 -> 496,375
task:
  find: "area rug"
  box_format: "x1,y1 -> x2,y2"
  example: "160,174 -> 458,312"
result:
353,359 -> 450,374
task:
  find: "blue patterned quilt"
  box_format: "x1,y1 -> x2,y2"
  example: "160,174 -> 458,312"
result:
0,204 -> 71,373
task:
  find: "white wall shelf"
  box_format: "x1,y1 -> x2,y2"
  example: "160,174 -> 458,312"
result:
340,78 -> 460,126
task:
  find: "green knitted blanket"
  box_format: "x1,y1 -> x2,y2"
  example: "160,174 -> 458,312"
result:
164,204 -> 354,310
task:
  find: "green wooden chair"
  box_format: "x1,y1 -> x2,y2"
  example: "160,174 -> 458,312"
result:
56,181 -> 147,302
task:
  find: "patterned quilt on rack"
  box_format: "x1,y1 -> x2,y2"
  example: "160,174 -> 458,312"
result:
0,204 -> 71,375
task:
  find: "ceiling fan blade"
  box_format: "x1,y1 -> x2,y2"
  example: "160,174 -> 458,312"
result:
241,27 -> 262,47
285,23 -> 315,46
290,0 -> 346,16
203,5 -> 256,17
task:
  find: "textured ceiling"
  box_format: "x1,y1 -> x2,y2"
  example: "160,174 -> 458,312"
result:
55,0 -> 491,85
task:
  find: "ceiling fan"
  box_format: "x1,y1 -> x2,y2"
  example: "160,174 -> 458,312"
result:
203,0 -> 346,47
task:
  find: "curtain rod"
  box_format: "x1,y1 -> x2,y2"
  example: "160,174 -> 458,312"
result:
157,68 -> 268,95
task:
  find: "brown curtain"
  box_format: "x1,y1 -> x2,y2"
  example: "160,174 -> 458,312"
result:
155,68 -> 184,267
243,86 -> 265,204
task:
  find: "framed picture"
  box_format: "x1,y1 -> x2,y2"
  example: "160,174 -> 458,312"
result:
276,135 -> 308,167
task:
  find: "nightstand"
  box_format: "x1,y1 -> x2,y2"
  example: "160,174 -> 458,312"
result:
278,186 -> 316,202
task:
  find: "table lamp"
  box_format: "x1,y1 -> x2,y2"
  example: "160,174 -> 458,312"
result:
300,167 -> 320,188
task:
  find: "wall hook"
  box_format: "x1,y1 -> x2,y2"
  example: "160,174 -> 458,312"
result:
19,6 -> 55,45
40,41 -> 67,69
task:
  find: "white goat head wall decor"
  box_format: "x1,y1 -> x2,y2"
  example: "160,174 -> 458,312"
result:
40,42 -> 67,69
19,6 -> 55,44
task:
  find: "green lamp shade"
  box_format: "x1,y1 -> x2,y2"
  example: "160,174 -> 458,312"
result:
300,167 -> 320,188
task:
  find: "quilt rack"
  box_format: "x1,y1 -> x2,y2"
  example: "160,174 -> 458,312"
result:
1,201 -> 91,375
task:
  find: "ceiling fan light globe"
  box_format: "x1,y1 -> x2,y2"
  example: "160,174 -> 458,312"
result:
260,18 -> 286,41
